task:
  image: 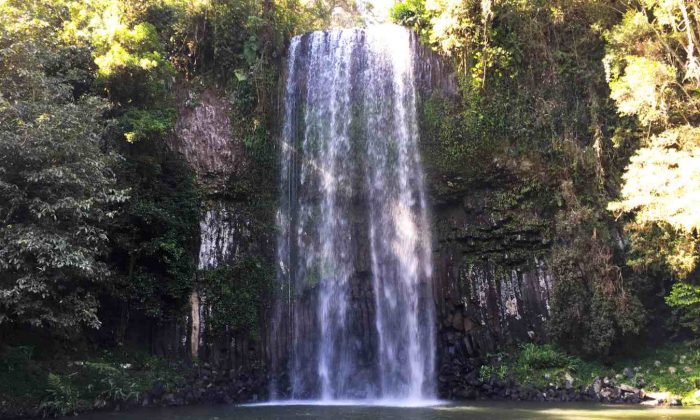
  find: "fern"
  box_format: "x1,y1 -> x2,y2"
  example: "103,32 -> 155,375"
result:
40,373 -> 79,417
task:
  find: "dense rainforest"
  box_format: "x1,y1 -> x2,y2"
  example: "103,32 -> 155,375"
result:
1,0 -> 700,417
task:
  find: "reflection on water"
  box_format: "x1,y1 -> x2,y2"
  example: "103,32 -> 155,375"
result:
71,402 -> 700,420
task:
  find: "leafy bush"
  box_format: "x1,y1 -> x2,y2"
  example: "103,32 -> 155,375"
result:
82,362 -> 141,404
0,346 -> 33,371
477,344 -> 582,386
517,343 -> 573,371
34,351 -> 187,417
122,107 -> 176,142
666,283 -> 700,335
200,256 -> 273,338
479,361 -> 508,382
0,346 -> 47,404
390,0 -> 425,26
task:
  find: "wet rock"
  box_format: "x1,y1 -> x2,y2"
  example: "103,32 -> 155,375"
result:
641,399 -> 661,406
452,311 -> 464,331
151,381 -> 165,398
466,370 -> 481,386
162,393 -> 177,406
619,384 -> 640,394
455,387 -> 477,400
593,377 -> 602,394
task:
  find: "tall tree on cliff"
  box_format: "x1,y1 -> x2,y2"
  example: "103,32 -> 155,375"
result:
606,0 -> 700,333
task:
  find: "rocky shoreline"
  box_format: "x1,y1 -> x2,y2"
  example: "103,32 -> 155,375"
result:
1,364 -> 689,419
439,358 -> 686,407
443,374 -> 678,406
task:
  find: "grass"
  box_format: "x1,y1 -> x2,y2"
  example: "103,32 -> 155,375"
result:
480,342 -> 700,405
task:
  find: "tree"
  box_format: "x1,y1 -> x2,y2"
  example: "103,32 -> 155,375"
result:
0,1 -> 127,334
605,0 -> 700,334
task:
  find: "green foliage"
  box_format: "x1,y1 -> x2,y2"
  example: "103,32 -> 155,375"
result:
418,90 -> 508,183
40,373 -> 81,417
110,139 -> 201,320
478,361 -> 508,382
608,343 -> 700,404
609,126 -> 700,278
390,0 -> 425,26
479,343 -> 596,388
667,283 -> 700,335
518,343 -> 574,371
0,346 -> 47,405
36,351 -> 186,416
548,202 -> 646,357
121,108 -> 176,142
200,256 -> 274,338
0,0 -> 210,342
63,0 -> 175,106
1,344 -> 189,417
0,3 -> 128,333
605,1 -> 700,279
482,342 -> 700,404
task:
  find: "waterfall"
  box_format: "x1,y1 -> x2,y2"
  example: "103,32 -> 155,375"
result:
274,24 -> 435,402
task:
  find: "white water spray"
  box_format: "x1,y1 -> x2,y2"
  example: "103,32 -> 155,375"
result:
275,24 -> 435,403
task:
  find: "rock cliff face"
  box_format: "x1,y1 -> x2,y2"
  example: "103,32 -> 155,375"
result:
414,45 -> 558,397
165,81 -> 273,375
169,87 -> 242,187
430,184 -> 554,350
429,188 -> 555,396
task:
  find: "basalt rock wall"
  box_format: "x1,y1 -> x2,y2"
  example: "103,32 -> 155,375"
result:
157,80 -> 274,377
414,46 -> 558,397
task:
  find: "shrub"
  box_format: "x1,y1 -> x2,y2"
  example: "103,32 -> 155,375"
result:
517,343 -> 573,371
40,373 -> 80,417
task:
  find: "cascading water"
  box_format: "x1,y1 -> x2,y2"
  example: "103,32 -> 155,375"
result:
274,24 -> 435,403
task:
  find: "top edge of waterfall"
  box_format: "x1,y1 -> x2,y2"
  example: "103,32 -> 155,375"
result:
289,23 -> 413,43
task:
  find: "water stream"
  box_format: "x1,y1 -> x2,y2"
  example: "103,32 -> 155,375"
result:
273,24 -> 435,402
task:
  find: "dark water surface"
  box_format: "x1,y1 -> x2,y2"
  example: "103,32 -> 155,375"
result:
72,402 -> 700,420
